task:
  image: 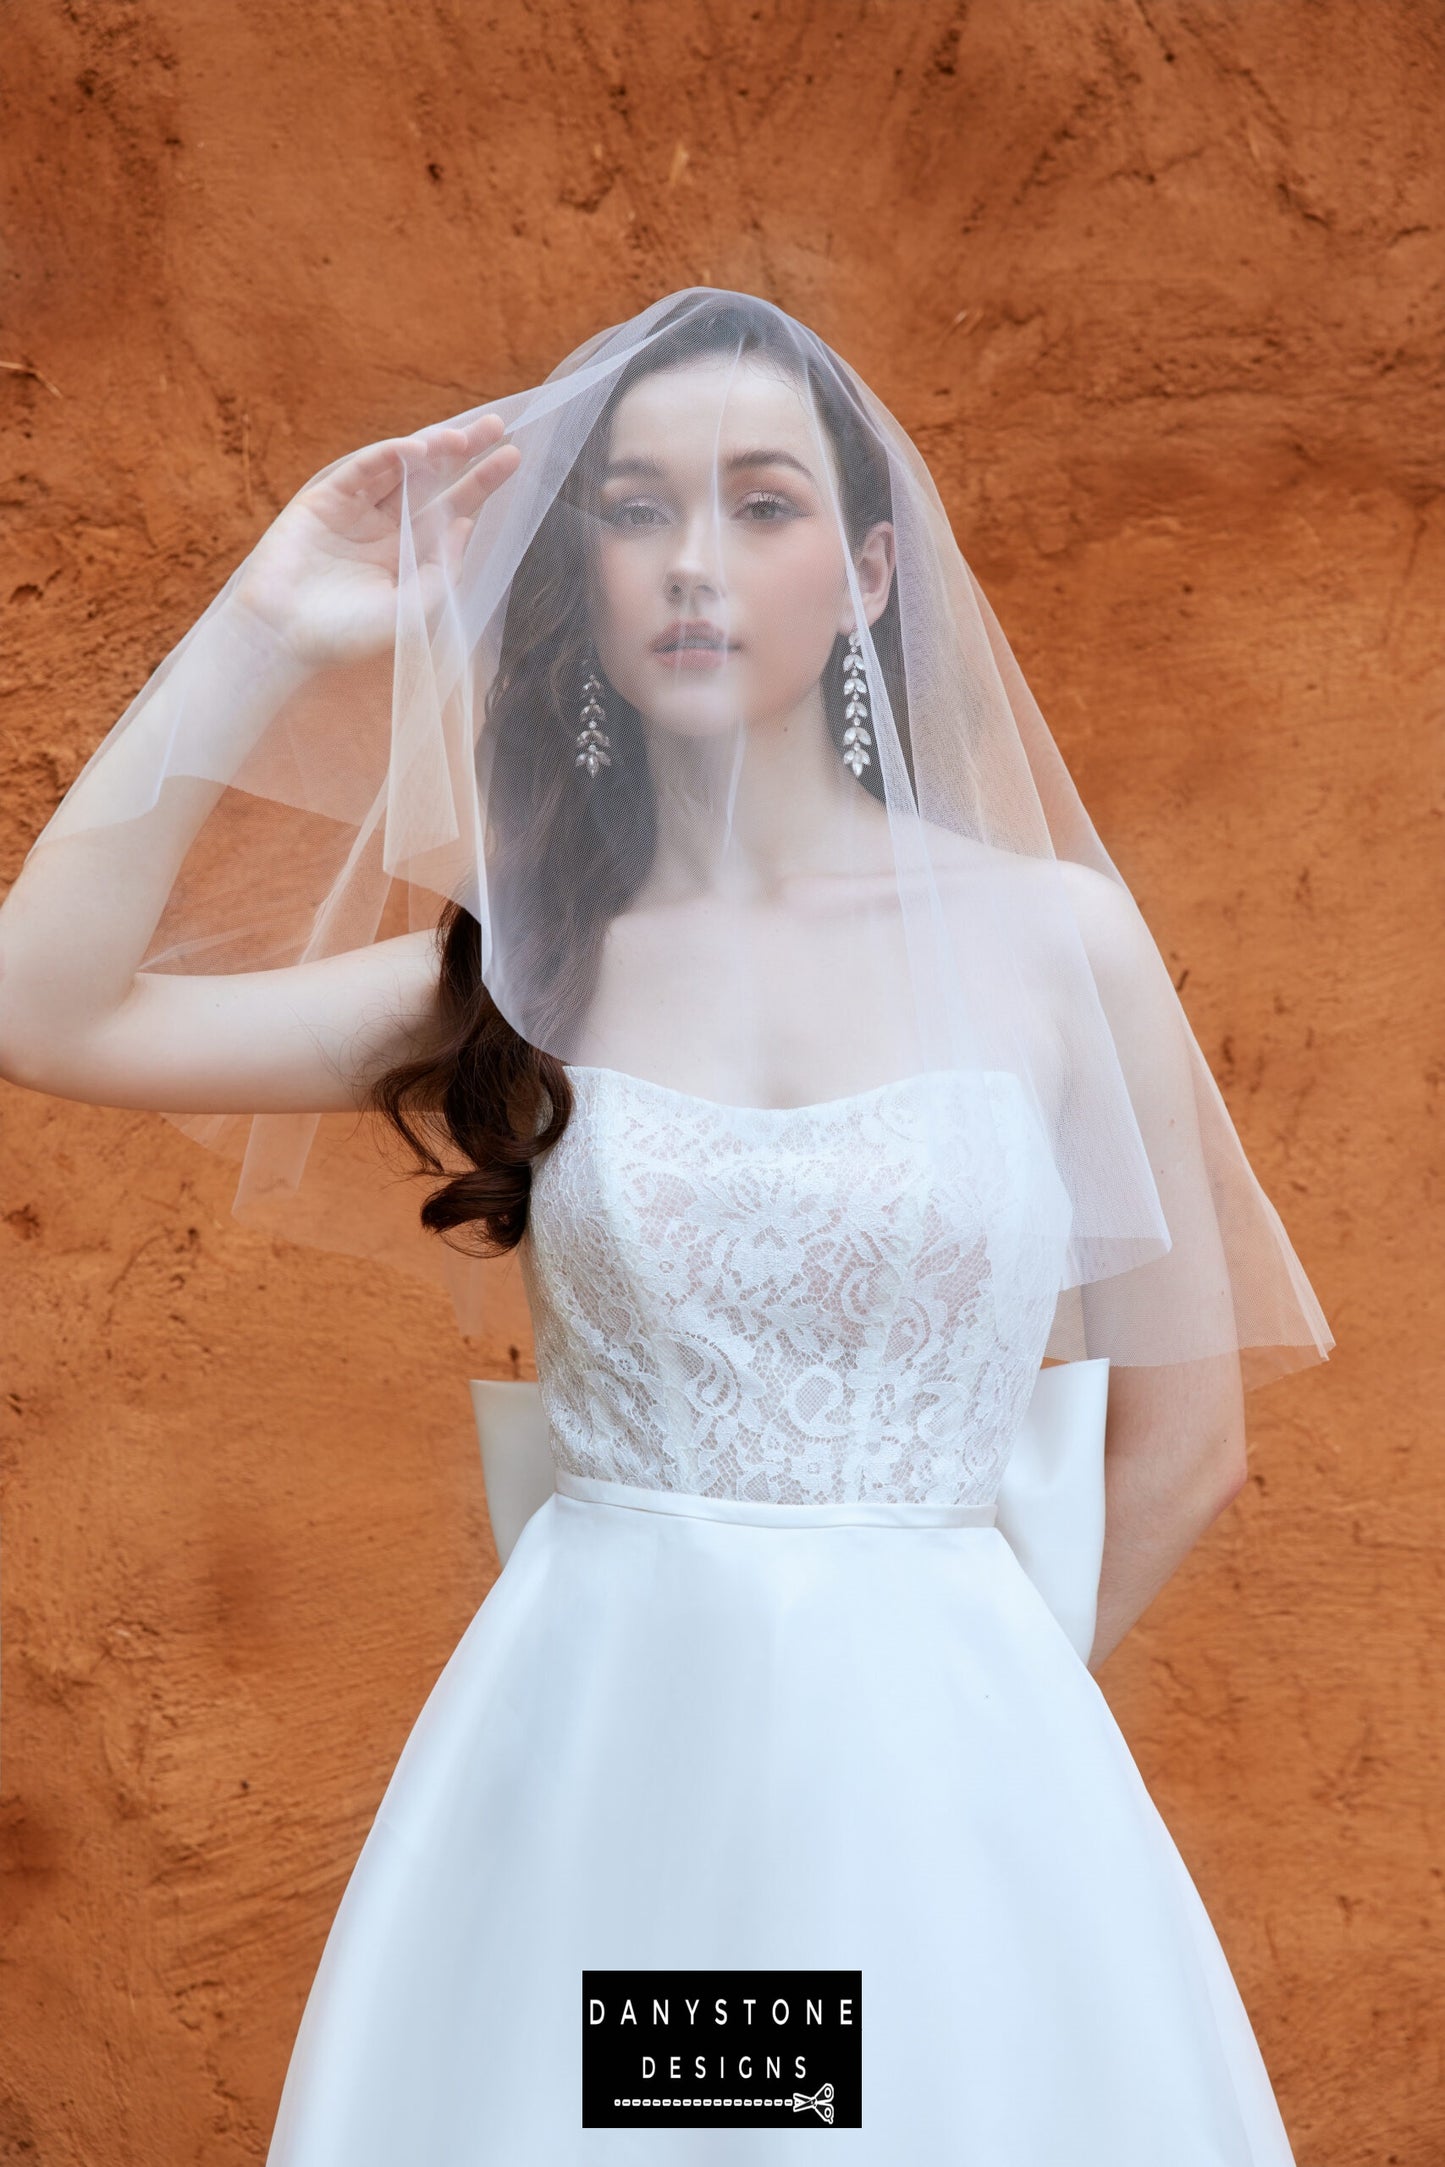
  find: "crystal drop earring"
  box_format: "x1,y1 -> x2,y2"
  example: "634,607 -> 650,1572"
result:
841,629 -> 872,777
574,649 -> 613,778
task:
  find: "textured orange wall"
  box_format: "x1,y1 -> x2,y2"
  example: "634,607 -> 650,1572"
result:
2,3 -> 1440,2160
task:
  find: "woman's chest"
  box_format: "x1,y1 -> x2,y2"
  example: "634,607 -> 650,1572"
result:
525,1065 -> 1073,1351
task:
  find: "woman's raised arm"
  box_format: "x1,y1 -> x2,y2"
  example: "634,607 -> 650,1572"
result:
0,416 -> 519,1115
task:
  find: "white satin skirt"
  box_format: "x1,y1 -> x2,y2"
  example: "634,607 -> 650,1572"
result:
264,1471 -> 1297,2164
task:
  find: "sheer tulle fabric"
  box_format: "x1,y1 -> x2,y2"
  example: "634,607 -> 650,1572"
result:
23,287 -> 1331,1426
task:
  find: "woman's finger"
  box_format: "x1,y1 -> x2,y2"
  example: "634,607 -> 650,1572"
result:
343,439 -> 411,498
434,438 -> 521,523
404,413 -> 508,476
330,413 -> 509,514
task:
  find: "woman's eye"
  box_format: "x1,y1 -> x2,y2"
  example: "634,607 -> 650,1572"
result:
606,499 -> 666,529
739,492 -> 794,522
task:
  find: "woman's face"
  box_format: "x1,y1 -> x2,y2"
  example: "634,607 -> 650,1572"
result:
588,353 -> 893,743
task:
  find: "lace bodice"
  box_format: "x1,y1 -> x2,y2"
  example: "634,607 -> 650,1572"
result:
519,1065 -> 1074,1508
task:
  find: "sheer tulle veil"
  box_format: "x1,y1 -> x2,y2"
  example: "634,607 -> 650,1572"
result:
22,285 -> 1333,1466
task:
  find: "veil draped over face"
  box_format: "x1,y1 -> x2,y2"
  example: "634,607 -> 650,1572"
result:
22,287 -> 1332,1455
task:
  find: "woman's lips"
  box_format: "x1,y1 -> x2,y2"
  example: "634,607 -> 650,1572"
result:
653,644 -> 733,670
651,637 -> 737,671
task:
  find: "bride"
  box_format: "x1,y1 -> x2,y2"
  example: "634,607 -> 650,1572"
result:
0,288 -> 1330,2160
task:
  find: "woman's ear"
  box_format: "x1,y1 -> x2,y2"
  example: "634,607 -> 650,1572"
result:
842,520 -> 896,635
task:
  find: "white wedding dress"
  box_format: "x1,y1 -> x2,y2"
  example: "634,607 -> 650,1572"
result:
265,1063 -> 1297,2164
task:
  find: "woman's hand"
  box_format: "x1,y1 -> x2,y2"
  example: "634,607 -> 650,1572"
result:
0,414 -> 522,1112
232,413 -> 522,671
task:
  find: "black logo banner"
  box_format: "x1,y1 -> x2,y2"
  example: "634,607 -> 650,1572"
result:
583,1968 -> 862,2129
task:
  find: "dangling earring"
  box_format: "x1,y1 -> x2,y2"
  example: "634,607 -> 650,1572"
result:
841,628 -> 872,777
574,648 -> 613,778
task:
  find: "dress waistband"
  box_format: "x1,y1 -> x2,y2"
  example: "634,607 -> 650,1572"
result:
553,1467 -> 999,1531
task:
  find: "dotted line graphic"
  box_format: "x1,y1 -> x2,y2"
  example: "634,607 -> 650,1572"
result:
610,2078 -> 837,2122
613,2097 -> 795,2108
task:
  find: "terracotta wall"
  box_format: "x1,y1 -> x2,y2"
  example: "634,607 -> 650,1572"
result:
2,3 -> 1439,2160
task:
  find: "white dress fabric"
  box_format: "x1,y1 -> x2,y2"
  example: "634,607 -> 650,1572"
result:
264,1065 -> 1297,2164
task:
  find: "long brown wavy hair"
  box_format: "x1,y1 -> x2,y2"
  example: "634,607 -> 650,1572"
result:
367,295 -> 909,1262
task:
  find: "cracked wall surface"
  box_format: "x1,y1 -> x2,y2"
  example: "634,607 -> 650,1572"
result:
1,3 -> 1441,2161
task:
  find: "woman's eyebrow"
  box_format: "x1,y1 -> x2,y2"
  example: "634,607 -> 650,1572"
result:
601,448 -> 816,482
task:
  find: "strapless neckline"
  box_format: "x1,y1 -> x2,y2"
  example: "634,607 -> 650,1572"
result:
562,1061 -> 1015,1122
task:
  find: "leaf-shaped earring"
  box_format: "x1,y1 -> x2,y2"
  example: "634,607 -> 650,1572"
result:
575,648 -> 614,779
841,629 -> 872,778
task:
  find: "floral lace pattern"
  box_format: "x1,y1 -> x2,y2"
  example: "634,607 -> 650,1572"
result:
519,1065 -> 1074,1507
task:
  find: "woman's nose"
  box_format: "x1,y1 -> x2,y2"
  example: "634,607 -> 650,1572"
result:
665,502 -> 729,600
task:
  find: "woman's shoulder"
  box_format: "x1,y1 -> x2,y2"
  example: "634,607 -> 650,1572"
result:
919,823 -> 1123,910
919,832 -> 1153,1007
